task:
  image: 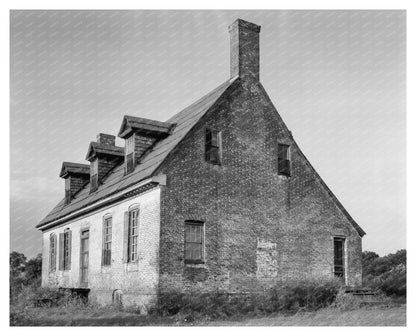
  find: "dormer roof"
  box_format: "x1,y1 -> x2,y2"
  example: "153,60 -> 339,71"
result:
118,115 -> 175,139
59,162 -> 90,178
85,142 -> 125,162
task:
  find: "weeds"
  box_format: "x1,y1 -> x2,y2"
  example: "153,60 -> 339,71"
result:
153,279 -> 342,321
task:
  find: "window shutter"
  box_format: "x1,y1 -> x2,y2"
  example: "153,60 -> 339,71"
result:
58,233 -> 64,271
101,217 -> 105,266
67,230 -> 72,270
217,131 -> 222,164
123,211 -> 129,263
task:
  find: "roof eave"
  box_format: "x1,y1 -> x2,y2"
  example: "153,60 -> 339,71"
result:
36,174 -> 167,230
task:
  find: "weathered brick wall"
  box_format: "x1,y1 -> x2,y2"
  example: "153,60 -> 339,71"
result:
157,77 -> 362,294
41,187 -> 161,310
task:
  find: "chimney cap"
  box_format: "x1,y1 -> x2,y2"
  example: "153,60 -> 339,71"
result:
228,19 -> 261,33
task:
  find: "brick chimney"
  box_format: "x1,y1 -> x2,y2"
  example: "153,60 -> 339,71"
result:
228,19 -> 261,80
59,162 -> 90,205
86,133 -> 124,193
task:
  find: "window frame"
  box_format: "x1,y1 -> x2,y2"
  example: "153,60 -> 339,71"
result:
49,233 -> 57,272
184,220 -> 205,264
127,207 -> 139,263
102,215 -> 112,266
205,128 -> 222,165
277,143 -> 291,176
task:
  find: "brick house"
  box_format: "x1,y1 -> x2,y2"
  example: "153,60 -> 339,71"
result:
36,19 -> 365,310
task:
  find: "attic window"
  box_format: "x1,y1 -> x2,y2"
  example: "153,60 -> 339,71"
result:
205,128 -> 222,165
278,144 -> 291,176
90,159 -> 98,192
125,136 -> 134,174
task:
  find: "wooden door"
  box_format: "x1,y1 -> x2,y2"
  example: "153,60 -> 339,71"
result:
80,230 -> 89,287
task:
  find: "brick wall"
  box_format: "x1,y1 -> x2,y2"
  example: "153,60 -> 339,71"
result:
66,174 -> 89,199
157,76 -> 362,295
134,133 -> 158,162
97,156 -> 120,183
41,187 -> 161,310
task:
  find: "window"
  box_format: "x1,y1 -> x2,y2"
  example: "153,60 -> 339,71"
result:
102,216 -> 112,266
334,238 -> 345,280
125,136 -> 135,174
205,128 -> 222,165
90,159 -> 98,192
185,221 -> 204,264
49,234 -> 57,272
59,229 -> 72,271
127,208 -> 139,262
278,144 -> 291,176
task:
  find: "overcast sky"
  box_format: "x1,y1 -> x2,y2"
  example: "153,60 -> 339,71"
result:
10,10 -> 405,258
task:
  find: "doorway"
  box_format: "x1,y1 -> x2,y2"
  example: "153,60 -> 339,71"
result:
334,237 -> 345,282
80,230 -> 89,287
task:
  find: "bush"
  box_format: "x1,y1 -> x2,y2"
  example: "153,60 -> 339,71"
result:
154,279 -> 342,321
362,249 -> 406,298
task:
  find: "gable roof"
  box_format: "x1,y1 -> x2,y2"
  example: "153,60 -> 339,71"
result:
36,77 -> 239,229
118,115 -> 175,138
85,142 -> 124,161
59,162 -> 90,178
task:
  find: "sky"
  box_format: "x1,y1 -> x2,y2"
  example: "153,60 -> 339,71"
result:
10,10 -> 406,258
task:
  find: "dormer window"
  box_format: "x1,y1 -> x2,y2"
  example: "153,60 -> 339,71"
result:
59,162 -> 90,205
90,159 -> 98,192
118,116 -> 175,175
205,128 -> 222,165
64,178 -> 71,204
125,135 -> 135,175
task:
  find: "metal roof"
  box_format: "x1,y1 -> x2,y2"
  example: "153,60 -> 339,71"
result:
36,77 -> 238,229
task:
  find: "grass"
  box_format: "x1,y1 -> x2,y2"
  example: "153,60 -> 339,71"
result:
207,305 -> 406,326
10,304 -> 406,326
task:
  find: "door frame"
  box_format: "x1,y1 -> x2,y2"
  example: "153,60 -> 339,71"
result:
79,228 -> 90,287
333,236 -> 346,283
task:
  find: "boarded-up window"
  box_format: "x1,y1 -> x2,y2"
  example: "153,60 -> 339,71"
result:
127,208 -> 139,262
49,234 -> 57,272
278,144 -> 291,176
205,128 -> 222,165
102,216 -> 112,266
125,136 -> 135,174
90,159 -> 98,192
185,221 -> 204,264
